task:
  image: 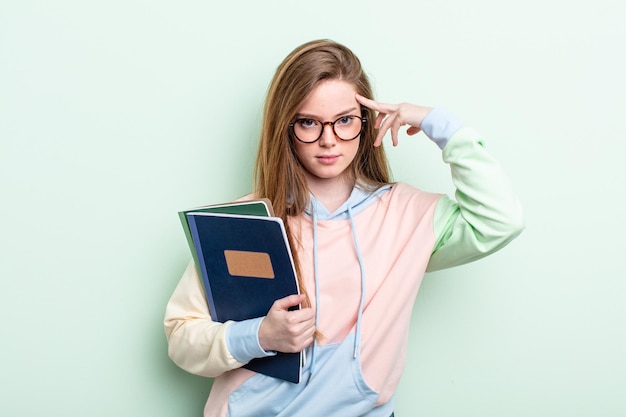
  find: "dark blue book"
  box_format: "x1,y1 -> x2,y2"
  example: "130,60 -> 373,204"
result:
186,211 -> 302,383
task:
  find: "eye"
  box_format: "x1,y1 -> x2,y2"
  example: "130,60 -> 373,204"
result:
337,116 -> 354,125
297,118 -> 319,129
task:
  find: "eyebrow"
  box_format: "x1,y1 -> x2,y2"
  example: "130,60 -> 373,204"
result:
296,107 -> 359,120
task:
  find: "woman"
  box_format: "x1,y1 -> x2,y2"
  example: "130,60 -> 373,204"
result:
165,39 -> 524,417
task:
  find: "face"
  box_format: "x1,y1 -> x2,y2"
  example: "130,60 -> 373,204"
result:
292,79 -> 361,191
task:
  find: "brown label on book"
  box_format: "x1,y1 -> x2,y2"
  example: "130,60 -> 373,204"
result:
224,250 -> 275,279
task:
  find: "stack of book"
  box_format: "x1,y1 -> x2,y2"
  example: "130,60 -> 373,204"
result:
179,199 -> 302,383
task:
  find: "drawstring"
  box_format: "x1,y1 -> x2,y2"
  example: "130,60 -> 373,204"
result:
306,201 -> 366,384
347,205 -> 366,359
307,207 -> 321,384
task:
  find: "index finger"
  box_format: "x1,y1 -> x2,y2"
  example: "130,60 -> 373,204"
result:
273,294 -> 306,311
355,94 -> 396,113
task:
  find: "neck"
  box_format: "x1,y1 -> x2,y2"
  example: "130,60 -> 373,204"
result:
306,175 -> 355,213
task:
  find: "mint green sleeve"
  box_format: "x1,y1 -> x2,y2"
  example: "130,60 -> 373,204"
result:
426,127 -> 525,272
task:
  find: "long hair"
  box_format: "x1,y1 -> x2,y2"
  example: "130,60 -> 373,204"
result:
254,39 -> 392,308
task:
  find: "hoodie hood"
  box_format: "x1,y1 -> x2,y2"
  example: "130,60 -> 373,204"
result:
305,184 -> 392,221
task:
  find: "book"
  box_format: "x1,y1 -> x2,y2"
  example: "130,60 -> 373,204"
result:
183,201 -> 302,383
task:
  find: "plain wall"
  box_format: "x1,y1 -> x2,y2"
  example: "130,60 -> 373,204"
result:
1,0 -> 624,416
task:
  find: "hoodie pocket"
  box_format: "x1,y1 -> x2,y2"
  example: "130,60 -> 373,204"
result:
227,334 -> 380,417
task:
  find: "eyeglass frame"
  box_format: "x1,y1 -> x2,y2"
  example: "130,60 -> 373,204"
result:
289,115 -> 367,143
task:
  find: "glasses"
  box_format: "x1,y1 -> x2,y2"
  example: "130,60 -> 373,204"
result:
290,115 -> 366,143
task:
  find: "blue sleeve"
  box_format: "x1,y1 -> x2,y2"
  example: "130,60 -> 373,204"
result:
225,317 -> 277,363
420,107 -> 465,149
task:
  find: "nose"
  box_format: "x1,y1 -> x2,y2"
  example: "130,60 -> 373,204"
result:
318,122 -> 338,147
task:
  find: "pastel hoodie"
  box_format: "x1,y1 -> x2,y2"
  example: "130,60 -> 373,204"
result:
164,108 -> 524,416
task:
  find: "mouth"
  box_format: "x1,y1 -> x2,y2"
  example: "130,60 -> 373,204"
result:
316,155 -> 340,164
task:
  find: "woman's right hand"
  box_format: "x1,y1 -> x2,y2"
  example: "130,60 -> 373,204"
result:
258,294 -> 316,353
356,94 -> 433,147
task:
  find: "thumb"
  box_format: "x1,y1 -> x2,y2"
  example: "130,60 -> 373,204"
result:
407,126 -> 421,136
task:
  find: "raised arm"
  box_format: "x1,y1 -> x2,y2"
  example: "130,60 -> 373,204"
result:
424,109 -> 524,271
355,95 -> 524,271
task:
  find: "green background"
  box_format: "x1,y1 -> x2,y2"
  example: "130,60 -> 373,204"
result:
1,1 -> 624,416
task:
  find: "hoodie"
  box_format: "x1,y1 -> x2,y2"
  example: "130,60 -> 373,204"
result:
164,108 -> 525,417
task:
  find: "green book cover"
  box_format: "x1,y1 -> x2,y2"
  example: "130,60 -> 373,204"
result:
179,199 -> 274,272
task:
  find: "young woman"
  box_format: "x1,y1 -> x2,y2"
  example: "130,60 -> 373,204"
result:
164,39 -> 524,417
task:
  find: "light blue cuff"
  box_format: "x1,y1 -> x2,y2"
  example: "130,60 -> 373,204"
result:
225,317 -> 277,363
421,107 -> 465,150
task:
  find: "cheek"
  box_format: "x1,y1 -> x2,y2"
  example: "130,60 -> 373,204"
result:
347,140 -> 361,162
292,142 -> 307,163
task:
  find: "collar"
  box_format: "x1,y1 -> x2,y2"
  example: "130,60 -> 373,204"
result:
305,184 -> 392,221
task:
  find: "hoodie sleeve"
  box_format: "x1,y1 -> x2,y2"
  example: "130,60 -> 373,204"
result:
421,111 -> 525,272
164,261 -> 244,377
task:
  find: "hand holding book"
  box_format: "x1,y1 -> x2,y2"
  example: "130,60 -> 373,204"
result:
259,294 -> 316,353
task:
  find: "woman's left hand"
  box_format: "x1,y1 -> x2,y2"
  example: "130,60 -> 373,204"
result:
356,94 -> 433,147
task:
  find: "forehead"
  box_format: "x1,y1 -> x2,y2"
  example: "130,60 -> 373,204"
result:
297,80 -> 359,118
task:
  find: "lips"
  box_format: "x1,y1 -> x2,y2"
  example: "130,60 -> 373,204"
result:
316,155 -> 340,164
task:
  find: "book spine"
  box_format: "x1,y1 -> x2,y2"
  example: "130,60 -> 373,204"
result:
187,214 -> 219,321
